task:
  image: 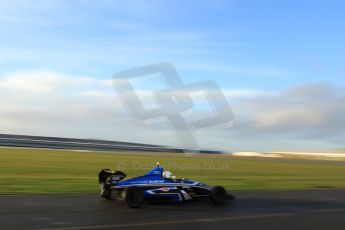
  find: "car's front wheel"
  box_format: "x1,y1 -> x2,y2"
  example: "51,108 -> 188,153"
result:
210,186 -> 227,205
121,187 -> 145,208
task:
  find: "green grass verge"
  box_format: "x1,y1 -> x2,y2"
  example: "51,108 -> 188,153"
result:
0,148 -> 344,194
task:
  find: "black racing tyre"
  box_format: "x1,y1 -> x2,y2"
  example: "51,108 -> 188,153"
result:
100,183 -> 118,200
100,182 -> 111,199
210,186 -> 227,205
122,187 -> 145,208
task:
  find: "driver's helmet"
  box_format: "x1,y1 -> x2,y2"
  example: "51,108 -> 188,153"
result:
163,171 -> 173,179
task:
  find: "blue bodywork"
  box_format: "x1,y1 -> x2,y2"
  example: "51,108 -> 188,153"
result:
110,166 -> 211,202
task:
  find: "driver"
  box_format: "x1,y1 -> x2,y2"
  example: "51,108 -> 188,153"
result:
163,170 -> 176,180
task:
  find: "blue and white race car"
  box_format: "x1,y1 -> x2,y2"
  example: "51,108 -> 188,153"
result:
98,163 -> 234,208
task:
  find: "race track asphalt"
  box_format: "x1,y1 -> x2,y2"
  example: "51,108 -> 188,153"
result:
0,189 -> 344,230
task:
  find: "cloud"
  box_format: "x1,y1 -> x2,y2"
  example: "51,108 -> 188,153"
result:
182,64 -> 288,77
0,70 -> 344,151
223,84 -> 345,151
0,70 -> 179,146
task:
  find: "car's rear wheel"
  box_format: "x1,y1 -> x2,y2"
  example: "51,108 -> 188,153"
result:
122,187 -> 145,208
100,183 -> 111,199
210,186 -> 227,205
100,182 -> 108,197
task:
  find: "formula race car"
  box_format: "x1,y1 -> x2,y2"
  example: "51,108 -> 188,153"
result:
98,163 -> 234,208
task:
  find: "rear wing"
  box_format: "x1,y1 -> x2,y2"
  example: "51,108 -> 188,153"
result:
98,169 -> 126,184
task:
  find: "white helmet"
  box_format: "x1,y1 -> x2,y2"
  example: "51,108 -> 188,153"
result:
163,171 -> 173,179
